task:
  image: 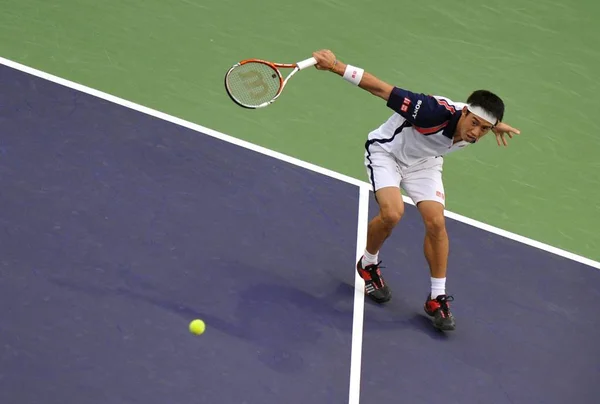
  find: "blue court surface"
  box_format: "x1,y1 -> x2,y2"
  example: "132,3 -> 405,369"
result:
1,64 -> 599,404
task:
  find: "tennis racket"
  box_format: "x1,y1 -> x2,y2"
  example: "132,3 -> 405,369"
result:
224,57 -> 317,109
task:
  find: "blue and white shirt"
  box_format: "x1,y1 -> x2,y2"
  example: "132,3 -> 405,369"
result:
366,87 -> 471,168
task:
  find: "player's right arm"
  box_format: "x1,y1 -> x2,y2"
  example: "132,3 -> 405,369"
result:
335,61 -> 394,101
312,49 -> 452,128
312,49 -> 394,100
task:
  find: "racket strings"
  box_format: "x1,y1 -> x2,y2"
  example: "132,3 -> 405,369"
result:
226,62 -> 281,107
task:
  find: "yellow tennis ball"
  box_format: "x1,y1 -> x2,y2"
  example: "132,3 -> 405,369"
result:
189,319 -> 205,335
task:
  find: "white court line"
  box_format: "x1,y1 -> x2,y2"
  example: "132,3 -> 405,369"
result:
349,185 -> 369,404
1,55 -> 598,273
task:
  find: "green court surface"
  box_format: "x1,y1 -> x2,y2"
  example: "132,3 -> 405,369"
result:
1,0 -> 599,261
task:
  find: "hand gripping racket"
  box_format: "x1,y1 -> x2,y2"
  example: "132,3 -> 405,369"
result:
224,57 -> 317,109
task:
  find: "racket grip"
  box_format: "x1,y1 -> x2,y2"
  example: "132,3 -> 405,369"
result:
296,57 -> 317,70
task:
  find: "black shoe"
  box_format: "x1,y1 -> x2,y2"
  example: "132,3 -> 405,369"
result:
356,258 -> 391,303
424,294 -> 456,331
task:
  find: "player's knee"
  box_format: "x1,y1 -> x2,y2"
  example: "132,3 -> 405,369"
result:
424,214 -> 446,236
380,206 -> 403,228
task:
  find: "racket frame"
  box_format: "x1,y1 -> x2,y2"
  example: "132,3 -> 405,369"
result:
224,57 -> 316,109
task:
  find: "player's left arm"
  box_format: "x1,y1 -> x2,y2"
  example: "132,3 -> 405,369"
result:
492,121 -> 521,147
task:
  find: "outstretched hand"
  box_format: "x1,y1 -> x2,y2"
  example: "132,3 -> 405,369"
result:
492,122 -> 521,147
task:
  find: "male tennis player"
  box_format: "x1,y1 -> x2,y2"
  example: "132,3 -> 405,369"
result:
312,49 -> 520,331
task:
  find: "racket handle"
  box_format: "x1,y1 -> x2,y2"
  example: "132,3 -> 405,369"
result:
296,57 -> 317,70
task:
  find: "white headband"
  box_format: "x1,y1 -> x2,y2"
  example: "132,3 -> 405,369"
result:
467,104 -> 498,126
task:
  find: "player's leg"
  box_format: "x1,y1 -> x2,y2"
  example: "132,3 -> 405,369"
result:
359,143 -> 404,303
365,186 -> 404,259
401,162 -> 456,330
417,201 -> 448,281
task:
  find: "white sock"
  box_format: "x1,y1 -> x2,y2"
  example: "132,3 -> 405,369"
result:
430,277 -> 446,299
362,250 -> 379,266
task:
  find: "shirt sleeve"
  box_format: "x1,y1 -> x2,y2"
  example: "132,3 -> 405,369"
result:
386,87 -> 453,128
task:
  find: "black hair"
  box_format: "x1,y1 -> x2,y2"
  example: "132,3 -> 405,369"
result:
466,90 -> 505,123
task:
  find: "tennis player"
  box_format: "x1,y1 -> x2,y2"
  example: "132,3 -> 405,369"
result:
312,49 -> 521,331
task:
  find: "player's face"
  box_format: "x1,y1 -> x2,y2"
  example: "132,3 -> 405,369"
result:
458,110 -> 494,143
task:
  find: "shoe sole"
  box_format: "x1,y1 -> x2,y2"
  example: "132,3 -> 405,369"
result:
433,321 -> 456,331
425,308 -> 456,331
366,292 -> 391,304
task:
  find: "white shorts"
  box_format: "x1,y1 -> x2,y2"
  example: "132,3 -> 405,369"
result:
364,142 -> 446,206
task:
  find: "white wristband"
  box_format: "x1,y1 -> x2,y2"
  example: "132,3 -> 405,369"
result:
343,65 -> 364,86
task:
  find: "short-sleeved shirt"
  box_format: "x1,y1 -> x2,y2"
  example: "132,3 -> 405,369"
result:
366,87 -> 471,168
